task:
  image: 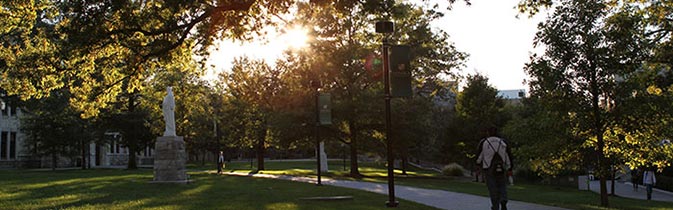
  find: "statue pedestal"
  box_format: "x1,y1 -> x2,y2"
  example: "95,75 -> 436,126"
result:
152,136 -> 189,183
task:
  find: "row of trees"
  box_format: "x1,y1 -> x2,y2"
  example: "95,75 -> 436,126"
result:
507,0 -> 673,206
0,1 -> 470,176
3,0 -> 672,207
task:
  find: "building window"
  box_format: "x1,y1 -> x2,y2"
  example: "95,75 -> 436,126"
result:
1,105 -> 7,116
10,106 -> 16,117
143,146 -> 153,157
9,132 -> 16,159
1,131 -> 6,159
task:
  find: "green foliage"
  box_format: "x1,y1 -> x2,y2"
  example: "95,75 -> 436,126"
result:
1,0 -> 294,118
19,89 -> 94,169
5,0 -> 467,173
441,163 -> 465,177
446,74 -> 505,165
503,97 -> 586,176
513,0 -> 673,206
657,175 -> 673,193
271,1 -> 467,176
516,0 -> 673,175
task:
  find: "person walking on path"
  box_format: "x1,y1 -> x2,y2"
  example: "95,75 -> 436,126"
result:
643,167 -> 657,200
217,151 -> 225,174
631,167 -> 640,191
477,127 -> 514,210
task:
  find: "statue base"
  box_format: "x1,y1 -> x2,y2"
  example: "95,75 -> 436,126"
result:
153,136 -> 188,182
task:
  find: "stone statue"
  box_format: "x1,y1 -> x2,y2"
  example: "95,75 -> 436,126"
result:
320,141 -> 328,172
163,86 -> 176,136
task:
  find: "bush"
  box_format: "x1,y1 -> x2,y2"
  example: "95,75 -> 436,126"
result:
657,175 -> 673,192
514,168 -> 542,183
442,163 -> 465,177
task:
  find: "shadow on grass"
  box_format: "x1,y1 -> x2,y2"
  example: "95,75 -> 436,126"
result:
0,169 -> 435,210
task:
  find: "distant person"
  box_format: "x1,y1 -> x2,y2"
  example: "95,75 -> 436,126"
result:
217,151 -> 225,174
631,167 -> 640,191
477,127 -> 513,210
643,167 -> 657,200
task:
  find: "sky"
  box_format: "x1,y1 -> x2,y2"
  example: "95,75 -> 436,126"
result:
436,0 -> 547,90
205,0 -> 548,91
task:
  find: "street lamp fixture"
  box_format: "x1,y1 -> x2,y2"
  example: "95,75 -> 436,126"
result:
375,20 -> 399,208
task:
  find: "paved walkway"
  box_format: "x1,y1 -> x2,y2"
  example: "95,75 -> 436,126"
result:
223,172 -> 569,210
587,180 -> 673,202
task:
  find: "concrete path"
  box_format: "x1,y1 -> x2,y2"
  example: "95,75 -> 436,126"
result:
588,180 -> 673,202
223,172 -> 569,210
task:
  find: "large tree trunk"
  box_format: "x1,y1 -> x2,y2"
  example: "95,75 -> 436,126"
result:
201,150 -> 206,166
126,91 -> 138,170
587,54 -> 608,207
401,154 -> 408,175
256,122 -> 266,170
611,166 -> 616,195
81,139 -> 87,170
592,80 -> 609,206
256,139 -> 264,170
51,152 -> 57,171
348,121 -> 360,177
127,147 -> 137,169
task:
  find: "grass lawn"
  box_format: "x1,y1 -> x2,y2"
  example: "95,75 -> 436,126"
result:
0,168 -> 437,210
211,160 -> 673,210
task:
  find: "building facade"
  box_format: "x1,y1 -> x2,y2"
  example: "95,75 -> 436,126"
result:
0,103 -> 154,169
0,103 -> 27,168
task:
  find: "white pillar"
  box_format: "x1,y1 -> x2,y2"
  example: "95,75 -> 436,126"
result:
320,141 -> 328,172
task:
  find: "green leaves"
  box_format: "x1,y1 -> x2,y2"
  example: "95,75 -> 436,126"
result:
1,0 -> 295,118
514,1 -> 673,183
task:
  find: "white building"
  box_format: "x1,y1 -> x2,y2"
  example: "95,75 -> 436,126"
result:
0,102 -> 154,169
0,103 -> 28,168
89,133 -> 154,168
498,89 -> 527,105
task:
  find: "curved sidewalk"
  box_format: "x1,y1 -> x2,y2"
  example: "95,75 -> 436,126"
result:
588,180 -> 673,202
224,172 -> 568,210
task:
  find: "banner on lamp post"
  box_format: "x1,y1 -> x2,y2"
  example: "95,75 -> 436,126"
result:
389,45 -> 412,97
319,93 -> 332,125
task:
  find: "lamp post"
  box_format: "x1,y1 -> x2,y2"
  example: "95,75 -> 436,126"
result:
312,80 -> 322,186
376,20 -> 398,208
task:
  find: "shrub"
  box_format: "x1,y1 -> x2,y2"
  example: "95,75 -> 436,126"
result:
442,163 -> 465,177
657,175 -> 673,192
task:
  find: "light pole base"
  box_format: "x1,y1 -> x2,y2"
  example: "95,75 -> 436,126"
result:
386,200 -> 399,208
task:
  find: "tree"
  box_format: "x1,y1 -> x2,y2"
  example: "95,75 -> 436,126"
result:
1,0 -> 294,118
448,74 -> 505,166
20,89 -> 93,170
219,57 -> 286,170
285,0 -> 465,177
523,0 -> 628,206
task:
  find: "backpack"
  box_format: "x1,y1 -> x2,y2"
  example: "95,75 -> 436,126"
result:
486,139 -> 506,176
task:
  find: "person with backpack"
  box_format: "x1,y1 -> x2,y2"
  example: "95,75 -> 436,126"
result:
643,166 -> 657,200
477,127 -> 513,210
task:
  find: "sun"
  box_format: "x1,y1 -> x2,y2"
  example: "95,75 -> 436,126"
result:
203,25 -> 310,82
279,26 -> 310,50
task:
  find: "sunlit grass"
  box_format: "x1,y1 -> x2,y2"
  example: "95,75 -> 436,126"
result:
0,168 -> 437,210
265,202 -> 299,209
201,160 -> 439,179
198,160 -> 673,210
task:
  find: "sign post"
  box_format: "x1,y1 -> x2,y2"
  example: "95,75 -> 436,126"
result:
376,20 -> 399,208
